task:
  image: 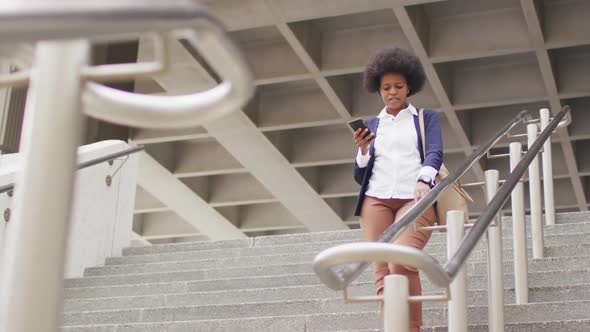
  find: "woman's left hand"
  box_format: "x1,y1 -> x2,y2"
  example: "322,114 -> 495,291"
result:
414,182 -> 431,201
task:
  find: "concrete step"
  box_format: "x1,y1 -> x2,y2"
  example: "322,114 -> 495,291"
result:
467,255 -> 590,275
425,320 -> 590,331
61,316 -> 307,332
61,298 -> 590,327
64,273 -> 326,298
108,240 -> 353,266
106,229 -> 590,266
425,231 -> 590,253
66,253 -> 590,296
63,283 -> 374,312
311,312 -> 590,332
83,242 -> 590,278
435,219 -> 590,240
424,268 -> 590,293
63,281 -> 590,313
61,211 -> 590,331
121,217 -> 590,257
61,317 -> 590,332
86,252 -> 319,277
501,211 -> 590,225
123,238 -> 254,256
424,284 -> 590,308
60,298 -> 379,327
66,265 -> 590,299
429,299 -> 590,326
432,242 -> 590,262
122,229 -> 360,256
454,243 -> 590,262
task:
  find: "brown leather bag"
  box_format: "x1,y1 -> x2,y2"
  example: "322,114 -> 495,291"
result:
419,109 -> 473,228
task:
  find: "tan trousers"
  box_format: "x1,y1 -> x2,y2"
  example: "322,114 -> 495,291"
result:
359,196 -> 436,329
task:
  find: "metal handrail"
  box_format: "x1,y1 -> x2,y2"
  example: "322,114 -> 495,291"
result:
314,110 -> 529,291
0,145 -> 144,194
0,3 -> 254,331
551,111 -> 571,129
0,1 -> 211,42
314,243 -> 451,289
0,0 -> 255,129
444,105 -> 570,277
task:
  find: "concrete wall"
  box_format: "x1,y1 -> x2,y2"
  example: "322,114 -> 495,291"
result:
0,152 -> 24,269
0,140 -> 138,278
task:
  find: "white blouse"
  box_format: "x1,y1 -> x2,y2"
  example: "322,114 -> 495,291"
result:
356,104 -> 438,199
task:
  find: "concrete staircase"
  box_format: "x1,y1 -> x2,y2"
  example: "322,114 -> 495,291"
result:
61,212 -> 590,331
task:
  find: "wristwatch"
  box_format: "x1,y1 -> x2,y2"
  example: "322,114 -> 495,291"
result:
417,175 -> 434,188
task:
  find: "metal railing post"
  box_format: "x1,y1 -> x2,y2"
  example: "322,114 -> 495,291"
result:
527,124 -> 544,259
539,108 -> 555,225
383,274 -> 410,332
0,40 -> 89,332
447,211 -> 468,332
484,169 -> 505,332
509,142 -> 529,304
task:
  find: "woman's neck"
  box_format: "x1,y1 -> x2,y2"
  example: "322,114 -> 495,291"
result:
386,104 -> 407,116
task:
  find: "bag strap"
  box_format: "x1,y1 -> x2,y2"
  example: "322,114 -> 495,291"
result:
421,109 -> 474,203
419,108 -> 426,158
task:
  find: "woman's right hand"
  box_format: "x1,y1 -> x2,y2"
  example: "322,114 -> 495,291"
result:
353,128 -> 374,155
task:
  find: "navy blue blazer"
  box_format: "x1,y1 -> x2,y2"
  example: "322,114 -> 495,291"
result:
353,109 -> 443,216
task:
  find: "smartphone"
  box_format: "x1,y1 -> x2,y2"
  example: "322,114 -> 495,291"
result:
348,119 -> 372,138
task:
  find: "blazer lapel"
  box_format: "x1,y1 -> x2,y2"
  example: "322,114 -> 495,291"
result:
367,117 -> 379,156
413,112 -> 425,162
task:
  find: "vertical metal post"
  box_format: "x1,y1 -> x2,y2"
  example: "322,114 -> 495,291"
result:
539,108 -> 555,225
527,124 -> 544,259
447,210 -> 467,332
383,274 -> 410,332
484,169 -> 505,332
0,40 -> 89,332
509,143 -> 529,304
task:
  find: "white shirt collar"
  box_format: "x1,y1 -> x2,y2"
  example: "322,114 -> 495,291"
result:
377,103 -> 418,119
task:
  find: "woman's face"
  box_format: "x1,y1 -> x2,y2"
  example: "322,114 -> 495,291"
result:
379,72 -> 410,112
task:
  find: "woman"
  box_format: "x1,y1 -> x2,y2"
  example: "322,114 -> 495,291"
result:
352,47 -> 443,331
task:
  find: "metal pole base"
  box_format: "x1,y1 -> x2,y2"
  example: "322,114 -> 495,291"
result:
447,211 -> 468,332
384,274 -> 410,332
485,170 -> 506,332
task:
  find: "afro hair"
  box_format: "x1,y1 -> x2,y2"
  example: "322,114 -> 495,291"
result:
363,47 -> 426,97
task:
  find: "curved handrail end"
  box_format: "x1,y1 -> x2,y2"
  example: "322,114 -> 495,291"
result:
313,242 -> 451,291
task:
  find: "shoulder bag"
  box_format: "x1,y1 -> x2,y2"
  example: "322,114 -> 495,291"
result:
419,109 -> 473,228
